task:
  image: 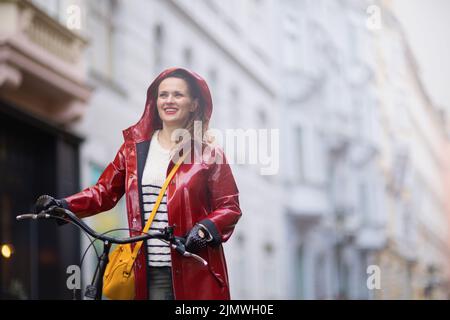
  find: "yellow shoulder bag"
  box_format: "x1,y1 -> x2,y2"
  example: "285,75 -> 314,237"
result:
102,152 -> 188,300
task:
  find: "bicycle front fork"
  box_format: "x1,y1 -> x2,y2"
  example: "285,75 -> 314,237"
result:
85,241 -> 112,300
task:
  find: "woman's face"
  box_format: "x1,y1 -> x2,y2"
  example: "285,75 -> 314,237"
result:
156,77 -> 198,129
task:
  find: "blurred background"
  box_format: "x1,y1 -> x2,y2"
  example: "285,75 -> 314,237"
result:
0,0 -> 449,299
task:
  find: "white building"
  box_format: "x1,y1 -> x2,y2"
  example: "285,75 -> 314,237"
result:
29,0 -> 284,299
279,0 -> 389,299
371,1 -> 450,299
279,0 -> 450,299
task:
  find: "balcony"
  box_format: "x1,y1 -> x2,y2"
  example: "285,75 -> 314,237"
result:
285,184 -> 329,223
355,222 -> 387,251
0,0 -> 91,125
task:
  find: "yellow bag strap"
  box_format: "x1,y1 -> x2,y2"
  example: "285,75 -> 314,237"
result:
128,150 -> 190,266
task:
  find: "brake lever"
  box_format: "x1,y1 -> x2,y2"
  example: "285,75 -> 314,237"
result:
170,237 -> 208,266
185,252 -> 208,266
171,237 -> 186,255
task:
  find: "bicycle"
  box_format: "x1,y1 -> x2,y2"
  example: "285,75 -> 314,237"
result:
16,206 -> 207,300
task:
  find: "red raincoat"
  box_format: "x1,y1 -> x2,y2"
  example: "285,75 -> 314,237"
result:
64,67 -> 241,299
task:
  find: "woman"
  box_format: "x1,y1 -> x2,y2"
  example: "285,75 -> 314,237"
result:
34,67 -> 242,300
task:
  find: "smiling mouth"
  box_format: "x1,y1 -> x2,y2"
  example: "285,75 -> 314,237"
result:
163,107 -> 179,114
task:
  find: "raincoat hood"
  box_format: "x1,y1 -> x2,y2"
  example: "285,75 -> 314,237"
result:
122,67 -> 213,143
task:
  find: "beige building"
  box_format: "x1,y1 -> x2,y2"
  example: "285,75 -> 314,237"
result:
372,1 -> 450,299
0,0 -> 91,123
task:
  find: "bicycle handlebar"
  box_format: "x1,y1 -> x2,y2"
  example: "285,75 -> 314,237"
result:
18,207 -> 167,244
16,207 -> 208,266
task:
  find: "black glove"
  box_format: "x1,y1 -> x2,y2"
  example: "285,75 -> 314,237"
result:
34,195 -> 65,213
185,224 -> 212,253
34,195 -> 68,225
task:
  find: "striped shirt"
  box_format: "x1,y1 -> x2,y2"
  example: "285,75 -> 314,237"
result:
141,130 -> 172,267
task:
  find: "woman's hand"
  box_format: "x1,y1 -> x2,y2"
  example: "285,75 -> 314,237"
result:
185,224 -> 212,253
33,195 -> 69,225
34,195 -> 65,213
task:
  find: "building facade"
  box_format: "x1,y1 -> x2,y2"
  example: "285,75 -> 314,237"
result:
26,0 -> 283,299
372,0 -> 450,299
279,0 -> 383,299
279,0 -> 450,299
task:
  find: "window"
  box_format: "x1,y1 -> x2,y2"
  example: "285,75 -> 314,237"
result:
311,130 -> 326,184
262,243 -> 276,298
295,127 -> 304,182
235,234 -> 248,298
183,47 -> 193,68
402,205 -> 413,240
87,0 -> 116,80
283,13 -> 300,69
31,0 -> 85,29
207,68 -> 217,92
257,108 -> 268,129
153,23 -> 165,73
347,21 -> 358,61
341,262 -> 350,299
31,0 -> 60,19
314,253 -> 326,299
295,244 -> 305,299
359,182 -> 369,225
247,0 -> 269,63
207,68 -> 219,107
230,86 -> 240,127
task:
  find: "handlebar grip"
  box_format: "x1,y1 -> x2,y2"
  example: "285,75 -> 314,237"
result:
16,213 -> 51,220
16,214 -> 36,221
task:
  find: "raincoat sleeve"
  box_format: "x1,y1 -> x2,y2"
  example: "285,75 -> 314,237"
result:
63,143 -> 126,218
199,146 -> 242,244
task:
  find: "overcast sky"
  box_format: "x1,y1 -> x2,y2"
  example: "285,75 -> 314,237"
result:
390,0 -> 450,111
